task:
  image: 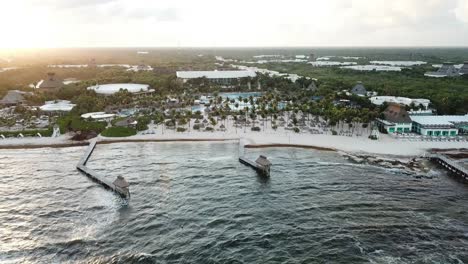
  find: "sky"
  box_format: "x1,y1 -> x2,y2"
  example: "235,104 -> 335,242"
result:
1,0 -> 468,48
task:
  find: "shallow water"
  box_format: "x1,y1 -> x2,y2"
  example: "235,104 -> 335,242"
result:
1,142 -> 468,263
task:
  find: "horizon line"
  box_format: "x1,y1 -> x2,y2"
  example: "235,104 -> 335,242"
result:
1,45 -> 468,50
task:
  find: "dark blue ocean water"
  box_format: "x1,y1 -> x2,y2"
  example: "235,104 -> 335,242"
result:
1,142 -> 468,263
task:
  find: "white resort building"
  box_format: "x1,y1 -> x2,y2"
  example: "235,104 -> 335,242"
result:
87,83 -> 153,95
39,100 -> 76,113
176,70 -> 256,84
376,103 -> 468,136
411,115 -> 468,136
370,96 -> 431,109
425,62 -> 467,78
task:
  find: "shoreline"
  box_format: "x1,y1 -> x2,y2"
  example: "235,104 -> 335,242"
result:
244,143 -> 336,152
0,131 -> 467,157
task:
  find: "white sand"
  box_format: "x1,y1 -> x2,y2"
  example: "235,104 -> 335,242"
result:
96,119 -> 467,156
1,119 -> 467,156
0,134 -> 82,148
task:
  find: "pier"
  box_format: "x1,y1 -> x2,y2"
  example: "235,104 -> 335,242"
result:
430,154 -> 468,181
239,155 -> 272,177
76,140 -> 130,198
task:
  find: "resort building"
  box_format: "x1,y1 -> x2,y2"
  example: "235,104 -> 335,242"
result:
459,62 -> 468,75
81,112 -> 116,121
370,96 -> 431,109
307,81 -> 318,92
351,81 -> 367,96
176,70 -> 256,84
36,72 -> 64,91
376,104 -> 413,134
410,115 -> 468,136
39,100 -> 76,113
408,109 -> 433,116
425,63 -> 460,78
0,90 -> 32,107
87,83 -> 153,95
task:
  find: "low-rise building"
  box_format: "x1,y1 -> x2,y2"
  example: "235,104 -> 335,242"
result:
376,103 -> 413,133
36,72 -> 64,91
81,112 -> 116,121
351,81 -> 367,96
87,83 -> 153,95
39,100 -> 76,113
410,115 -> 468,136
425,63 -> 461,78
0,90 -> 32,107
370,96 -> 431,109
459,62 -> 468,75
176,70 -> 256,84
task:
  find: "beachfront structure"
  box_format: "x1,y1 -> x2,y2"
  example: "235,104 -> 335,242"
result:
176,70 -> 257,84
425,63 -> 460,78
370,96 -> 431,109
410,115 -> 468,136
87,83 -> 153,95
36,73 -> 64,91
39,100 -> 76,112
0,90 -> 32,107
376,104 -> 413,134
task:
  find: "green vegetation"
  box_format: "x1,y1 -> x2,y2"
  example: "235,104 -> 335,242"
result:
1,47 -> 468,140
136,116 -> 151,131
101,126 -> 137,137
248,63 -> 468,115
176,127 -> 186,132
57,116 -> 106,134
0,128 -> 53,137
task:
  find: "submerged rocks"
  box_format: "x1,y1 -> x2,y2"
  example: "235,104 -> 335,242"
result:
341,152 -> 431,175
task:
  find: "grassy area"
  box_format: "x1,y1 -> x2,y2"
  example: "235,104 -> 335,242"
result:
0,128 -> 53,138
101,126 -> 137,137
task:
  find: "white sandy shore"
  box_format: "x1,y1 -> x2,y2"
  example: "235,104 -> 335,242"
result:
97,130 -> 467,156
1,127 -> 466,157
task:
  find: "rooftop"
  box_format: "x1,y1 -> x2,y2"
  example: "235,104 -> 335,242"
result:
81,112 -> 116,119
176,70 -> 256,79
87,83 -> 151,95
410,115 -> 468,126
39,100 -> 76,112
0,90 -> 31,105
383,103 -> 412,124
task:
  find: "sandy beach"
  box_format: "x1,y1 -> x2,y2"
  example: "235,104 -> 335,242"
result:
1,124 -> 467,157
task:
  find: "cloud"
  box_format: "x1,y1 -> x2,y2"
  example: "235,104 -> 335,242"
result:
2,0 -> 468,47
24,0 -> 117,9
454,0 -> 468,23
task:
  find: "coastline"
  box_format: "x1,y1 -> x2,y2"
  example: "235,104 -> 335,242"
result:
0,131 -> 467,157
244,143 -> 336,152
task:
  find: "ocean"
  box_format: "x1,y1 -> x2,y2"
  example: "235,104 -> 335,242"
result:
1,142 -> 467,263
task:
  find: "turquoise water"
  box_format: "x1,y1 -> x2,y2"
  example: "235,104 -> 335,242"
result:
192,92 -> 287,111
220,92 -> 262,100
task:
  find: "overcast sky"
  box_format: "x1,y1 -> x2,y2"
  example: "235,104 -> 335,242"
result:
2,0 -> 468,48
